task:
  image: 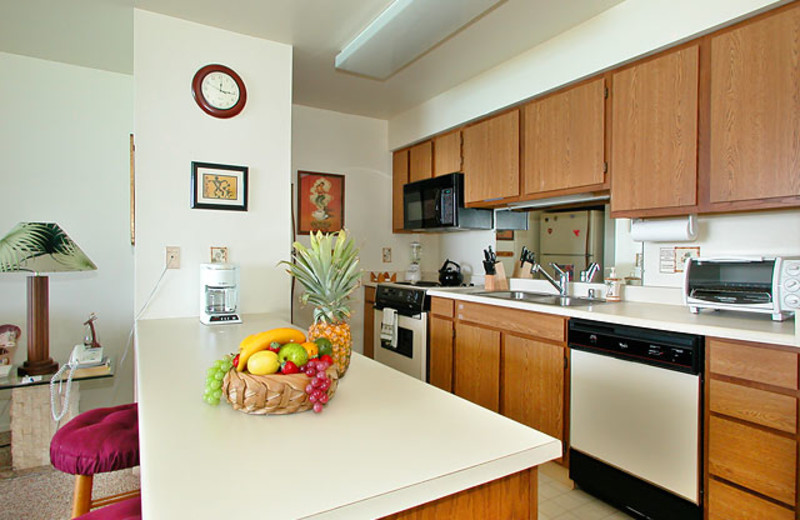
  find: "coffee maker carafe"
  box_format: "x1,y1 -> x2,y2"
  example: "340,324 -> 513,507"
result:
200,264 -> 242,325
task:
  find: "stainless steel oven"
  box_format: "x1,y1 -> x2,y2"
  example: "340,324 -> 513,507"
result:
372,283 -> 431,381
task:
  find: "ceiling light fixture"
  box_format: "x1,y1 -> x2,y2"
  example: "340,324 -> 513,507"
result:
335,0 -> 502,80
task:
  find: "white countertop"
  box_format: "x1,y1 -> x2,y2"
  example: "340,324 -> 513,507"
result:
428,287 -> 799,347
135,314 -> 560,520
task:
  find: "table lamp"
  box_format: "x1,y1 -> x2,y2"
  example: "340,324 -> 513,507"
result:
0,222 -> 96,376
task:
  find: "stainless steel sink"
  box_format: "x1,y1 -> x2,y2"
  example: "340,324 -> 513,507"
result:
474,290 -> 605,307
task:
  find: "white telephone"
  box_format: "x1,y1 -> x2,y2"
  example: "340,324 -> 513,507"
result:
69,342 -> 104,366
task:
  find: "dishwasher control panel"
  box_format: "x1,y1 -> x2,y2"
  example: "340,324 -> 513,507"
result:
569,319 -> 703,374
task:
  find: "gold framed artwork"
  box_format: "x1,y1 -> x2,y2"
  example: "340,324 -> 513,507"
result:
210,247 -> 229,264
191,162 -> 248,211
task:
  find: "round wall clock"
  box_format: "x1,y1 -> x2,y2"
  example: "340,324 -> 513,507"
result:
191,64 -> 247,118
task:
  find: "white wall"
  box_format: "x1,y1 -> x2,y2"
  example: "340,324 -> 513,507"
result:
291,105 -> 439,352
643,210 -> 800,287
0,52 -> 134,428
388,0 -> 782,147
133,10 -> 293,320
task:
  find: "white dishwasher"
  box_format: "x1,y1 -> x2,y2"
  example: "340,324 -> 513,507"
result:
569,319 -> 703,520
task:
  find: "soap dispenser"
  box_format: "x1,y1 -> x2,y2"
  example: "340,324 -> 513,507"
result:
605,267 -> 623,302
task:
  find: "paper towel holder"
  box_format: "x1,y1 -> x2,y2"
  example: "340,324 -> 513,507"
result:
629,214 -> 698,242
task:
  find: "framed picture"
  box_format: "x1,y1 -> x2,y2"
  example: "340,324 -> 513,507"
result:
191,162 -> 248,211
496,229 -> 514,241
210,246 -> 228,264
297,171 -> 345,234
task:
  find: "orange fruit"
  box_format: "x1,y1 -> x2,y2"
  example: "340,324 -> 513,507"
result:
300,341 -> 319,359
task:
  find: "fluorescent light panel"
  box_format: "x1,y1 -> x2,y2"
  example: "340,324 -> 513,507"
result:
335,0 -> 502,79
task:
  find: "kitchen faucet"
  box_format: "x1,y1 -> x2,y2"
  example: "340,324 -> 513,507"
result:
531,262 -> 569,296
580,262 -> 600,283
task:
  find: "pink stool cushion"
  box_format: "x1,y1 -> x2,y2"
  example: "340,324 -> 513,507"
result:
76,496 -> 141,520
50,403 -> 139,476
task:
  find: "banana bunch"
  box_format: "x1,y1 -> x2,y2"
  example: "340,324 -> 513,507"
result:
236,327 -> 307,371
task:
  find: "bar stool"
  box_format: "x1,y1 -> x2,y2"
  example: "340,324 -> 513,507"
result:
50,403 -> 140,518
75,496 -> 141,519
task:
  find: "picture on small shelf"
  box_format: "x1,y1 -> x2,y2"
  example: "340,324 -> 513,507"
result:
210,247 -> 229,264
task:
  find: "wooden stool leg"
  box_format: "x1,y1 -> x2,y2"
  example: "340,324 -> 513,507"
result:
71,474 -> 93,518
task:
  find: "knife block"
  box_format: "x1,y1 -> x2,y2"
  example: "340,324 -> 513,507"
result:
512,261 -> 534,279
485,263 -> 509,291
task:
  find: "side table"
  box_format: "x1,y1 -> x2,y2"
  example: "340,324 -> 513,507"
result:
1,366 -> 113,470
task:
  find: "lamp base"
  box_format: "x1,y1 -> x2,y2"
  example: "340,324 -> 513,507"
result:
18,358 -> 59,377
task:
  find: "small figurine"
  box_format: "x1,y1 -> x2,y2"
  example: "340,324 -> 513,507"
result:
84,313 -> 101,349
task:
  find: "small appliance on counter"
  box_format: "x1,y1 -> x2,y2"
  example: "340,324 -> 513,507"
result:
200,263 -> 242,325
438,259 -> 463,287
684,256 -> 800,321
404,241 -> 422,283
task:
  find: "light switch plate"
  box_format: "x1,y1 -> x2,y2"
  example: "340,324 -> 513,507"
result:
382,247 -> 392,263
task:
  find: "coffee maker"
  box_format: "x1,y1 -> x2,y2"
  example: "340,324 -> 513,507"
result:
200,264 -> 241,325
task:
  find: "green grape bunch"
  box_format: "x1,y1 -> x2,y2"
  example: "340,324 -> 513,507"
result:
203,354 -> 233,405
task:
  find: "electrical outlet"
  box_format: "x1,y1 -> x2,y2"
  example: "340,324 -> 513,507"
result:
382,247 -> 392,263
166,246 -> 180,269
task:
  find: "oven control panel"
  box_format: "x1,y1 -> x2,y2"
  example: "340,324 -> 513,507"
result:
374,284 -> 429,316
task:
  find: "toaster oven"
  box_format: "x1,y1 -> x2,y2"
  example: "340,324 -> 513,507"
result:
684,257 -> 800,321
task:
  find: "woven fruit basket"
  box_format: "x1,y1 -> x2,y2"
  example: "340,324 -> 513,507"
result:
222,367 -> 339,415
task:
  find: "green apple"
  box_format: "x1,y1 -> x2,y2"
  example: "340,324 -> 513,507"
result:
278,342 -> 309,368
314,337 -> 333,357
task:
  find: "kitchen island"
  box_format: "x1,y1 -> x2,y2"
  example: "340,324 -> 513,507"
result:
135,314 -> 560,519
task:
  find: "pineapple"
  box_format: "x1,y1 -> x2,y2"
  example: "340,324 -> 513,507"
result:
281,230 -> 360,376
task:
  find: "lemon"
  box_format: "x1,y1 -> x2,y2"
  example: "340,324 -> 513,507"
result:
247,350 -> 280,375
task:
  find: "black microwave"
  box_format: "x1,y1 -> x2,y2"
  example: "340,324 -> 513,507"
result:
403,173 -> 492,231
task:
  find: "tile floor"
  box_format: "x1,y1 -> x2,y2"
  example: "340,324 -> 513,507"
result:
539,462 -> 633,520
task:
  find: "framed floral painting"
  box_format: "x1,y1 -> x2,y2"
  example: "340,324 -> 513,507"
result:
297,171 -> 345,234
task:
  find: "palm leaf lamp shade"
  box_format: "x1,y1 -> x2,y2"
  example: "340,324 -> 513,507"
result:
0,223 -> 96,376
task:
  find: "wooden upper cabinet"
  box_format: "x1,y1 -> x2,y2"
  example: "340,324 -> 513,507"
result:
433,130 -> 462,176
462,110 -> 520,205
708,3 -> 800,207
610,45 -> 699,216
392,149 -> 409,232
522,78 -> 606,196
408,141 -> 433,183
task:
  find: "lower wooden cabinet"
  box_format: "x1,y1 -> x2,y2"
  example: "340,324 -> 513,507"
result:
706,337 -> 800,516
433,299 -> 568,459
502,334 -> 564,442
454,322 -> 500,413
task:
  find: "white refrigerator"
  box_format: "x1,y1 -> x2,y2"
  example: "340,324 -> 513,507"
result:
539,210 -> 604,280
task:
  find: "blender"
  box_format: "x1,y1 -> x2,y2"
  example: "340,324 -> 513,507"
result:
404,241 -> 422,283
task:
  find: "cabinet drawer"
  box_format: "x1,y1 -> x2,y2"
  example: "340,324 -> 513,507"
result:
456,302 -> 565,342
431,298 -> 454,319
709,338 -> 798,389
708,478 -> 794,520
708,415 -> 796,506
710,379 -> 797,434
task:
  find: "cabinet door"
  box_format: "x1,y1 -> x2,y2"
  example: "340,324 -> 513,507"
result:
392,149 -> 409,232
409,141 -> 433,183
454,323 -> 500,412
522,78 -> 605,196
708,415 -> 797,506
363,286 -> 375,359
708,479 -> 795,520
502,334 -> 564,441
610,45 -> 699,215
709,3 -> 800,206
433,130 -> 462,177
429,316 -> 454,392
462,110 -> 520,205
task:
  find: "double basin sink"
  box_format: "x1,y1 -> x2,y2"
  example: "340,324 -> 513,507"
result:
474,290 -> 605,307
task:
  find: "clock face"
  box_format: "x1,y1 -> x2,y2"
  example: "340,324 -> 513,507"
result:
192,64 -> 247,118
200,72 -> 240,110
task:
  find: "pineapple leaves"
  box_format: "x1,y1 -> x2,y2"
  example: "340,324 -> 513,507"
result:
279,229 -> 361,323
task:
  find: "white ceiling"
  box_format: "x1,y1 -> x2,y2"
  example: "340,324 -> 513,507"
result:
133,0 -> 625,119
